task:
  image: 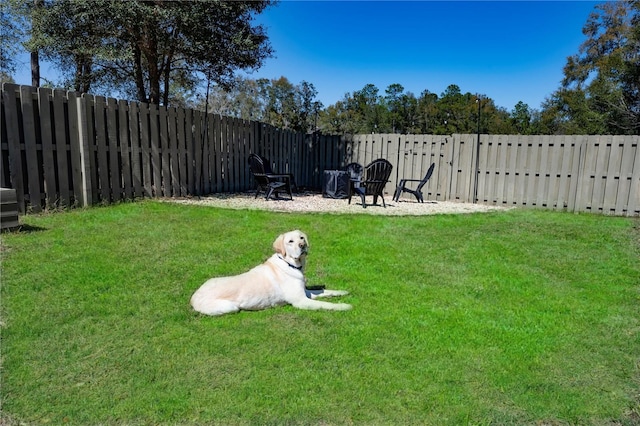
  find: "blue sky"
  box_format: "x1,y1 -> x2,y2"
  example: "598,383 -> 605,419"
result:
242,0 -> 600,111
11,1 -> 600,112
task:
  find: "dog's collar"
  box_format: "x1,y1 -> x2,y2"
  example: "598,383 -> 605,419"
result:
277,254 -> 303,271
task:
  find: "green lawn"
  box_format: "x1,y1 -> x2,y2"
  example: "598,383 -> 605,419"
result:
1,201 -> 639,425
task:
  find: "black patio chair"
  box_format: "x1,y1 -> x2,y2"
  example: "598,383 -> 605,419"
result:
348,158 -> 393,208
248,154 -> 293,200
345,162 -> 363,198
393,162 -> 435,203
261,156 -> 298,192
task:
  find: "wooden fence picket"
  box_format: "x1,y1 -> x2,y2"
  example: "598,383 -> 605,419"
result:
604,135 -> 622,215
138,102 -> 152,198
493,134 -> 508,205
66,92 -> 83,208
476,134 -> 488,204
38,88 -> 56,209
628,137 -> 640,215
557,136 -> 575,211
105,97 -> 119,202
184,108 -> 194,195
2,85 -> 25,211
545,136 -> 558,208
158,105 -> 170,197
94,96 -> 110,202
118,99 -> 133,200
175,107 -> 188,196
129,101 -> 143,198
20,86 -> 42,212
219,112 -> 230,194
52,89 -> 71,207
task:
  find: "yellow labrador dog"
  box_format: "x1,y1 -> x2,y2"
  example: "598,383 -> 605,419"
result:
190,230 -> 352,316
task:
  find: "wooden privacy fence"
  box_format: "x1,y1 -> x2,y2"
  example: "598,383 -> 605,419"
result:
2,84 -> 639,217
1,84 -> 346,213
347,133 -> 640,216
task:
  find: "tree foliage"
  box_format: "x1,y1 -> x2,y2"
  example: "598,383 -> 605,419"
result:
202,76 -> 322,133
315,83 -> 517,135
19,0 -> 275,105
545,0 -> 639,134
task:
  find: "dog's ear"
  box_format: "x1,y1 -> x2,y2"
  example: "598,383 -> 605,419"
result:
273,233 -> 286,255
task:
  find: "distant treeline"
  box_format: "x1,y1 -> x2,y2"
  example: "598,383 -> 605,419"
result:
3,0 -> 637,135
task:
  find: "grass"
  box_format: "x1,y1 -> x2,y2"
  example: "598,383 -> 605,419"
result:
1,200 -> 639,425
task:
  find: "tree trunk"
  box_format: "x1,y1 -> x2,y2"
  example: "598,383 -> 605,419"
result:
30,0 -> 43,87
74,62 -> 82,92
162,52 -> 173,106
74,56 -> 92,93
82,60 -> 92,93
30,50 -> 39,87
133,43 -> 147,103
144,24 -> 160,104
148,61 -> 160,104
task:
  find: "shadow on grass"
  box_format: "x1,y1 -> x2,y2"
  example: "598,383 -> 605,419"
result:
1,224 -> 48,234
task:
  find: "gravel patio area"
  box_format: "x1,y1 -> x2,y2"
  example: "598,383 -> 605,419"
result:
166,191 -> 513,216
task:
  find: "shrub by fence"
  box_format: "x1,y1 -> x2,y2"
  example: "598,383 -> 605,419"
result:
2,84 -> 639,216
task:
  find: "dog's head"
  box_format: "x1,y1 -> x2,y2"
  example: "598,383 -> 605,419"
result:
273,230 -> 309,267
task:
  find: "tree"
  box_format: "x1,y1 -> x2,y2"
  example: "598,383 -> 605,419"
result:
385,83 -> 404,133
414,90 -> 439,133
538,88 -> 607,135
28,0 -> 113,92
345,84 -> 384,133
551,0 -> 639,134
434,85 -> 474,134
317,100 -> 349,134
26,0 -> 275,105
202,76 -> 322,132
204,76 -> 263,119
381,84 -> 421,134
298,81 -> 323,132
260,76 -> 298,129
510,101 -> 532,134
317,83 -> 518,135
0,71 -> 15,85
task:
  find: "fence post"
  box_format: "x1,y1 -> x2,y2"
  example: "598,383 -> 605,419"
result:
571,137 -> 587,213
76,94 -> 93,207
444,136 -> 453,201
629,137 -> 640,215
473,98 -> 482,203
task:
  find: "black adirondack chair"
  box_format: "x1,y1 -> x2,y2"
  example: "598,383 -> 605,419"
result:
345,162 -> 364,198
262,156 -> 298,192
248,154 -> 293,200
393,162 -> 435,203
348,158 -> 393,208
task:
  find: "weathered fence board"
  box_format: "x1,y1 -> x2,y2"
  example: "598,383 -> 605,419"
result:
629,137 -> 640,214
53,89 -> 71,207
3,86 -> 24,211
21,85 -> 42,212
2,84 -> 639,217
38,88 -> 56,209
